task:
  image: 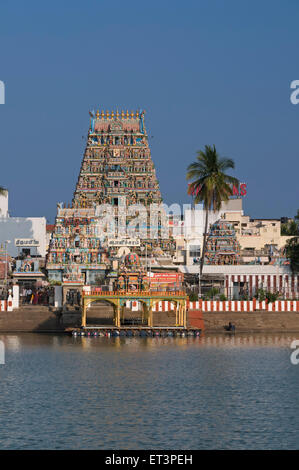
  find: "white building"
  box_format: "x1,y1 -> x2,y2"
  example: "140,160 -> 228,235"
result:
0,192 -> 47,257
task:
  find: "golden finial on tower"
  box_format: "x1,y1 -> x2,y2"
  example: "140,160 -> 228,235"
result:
126,110 -> 129,118
135,110 -> 139,118
130,110 -> 134,118
121,110 -> 125,118
96,110 -> 100,119
111,110 -> 114,119
106,110 -> 110,119
101,110 -> 104,118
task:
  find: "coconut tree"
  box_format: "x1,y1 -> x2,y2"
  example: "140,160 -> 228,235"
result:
186,145 -> 239,281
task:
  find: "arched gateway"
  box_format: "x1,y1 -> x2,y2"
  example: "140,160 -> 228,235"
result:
82,290 -> 188,328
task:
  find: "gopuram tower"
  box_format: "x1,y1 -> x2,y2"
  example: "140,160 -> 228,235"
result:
47,109 -> 176,289
73,109 -> 162,209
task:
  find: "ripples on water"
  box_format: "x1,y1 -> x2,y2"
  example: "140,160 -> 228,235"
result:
0,333 -> 298,450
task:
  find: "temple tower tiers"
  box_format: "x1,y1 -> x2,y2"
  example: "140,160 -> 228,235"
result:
47,109 -> 176,286
73,109 -> 162,209
205,220 -> 241,265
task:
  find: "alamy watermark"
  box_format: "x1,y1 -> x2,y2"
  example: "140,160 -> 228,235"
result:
0,80 -> 5,104
290,340 -> 299,365
58,198 -> 195,241
290,80 -> 299,104
0,340 -> 5,364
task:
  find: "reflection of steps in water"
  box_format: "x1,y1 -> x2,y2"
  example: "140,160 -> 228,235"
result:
71,328 -> 202,338
199,334 -> 297,347
70,331 -> 296,346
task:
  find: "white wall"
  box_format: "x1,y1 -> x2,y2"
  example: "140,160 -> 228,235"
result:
0,217 -> 47,257
0,192 -> 8,217
180,264 -> 292,275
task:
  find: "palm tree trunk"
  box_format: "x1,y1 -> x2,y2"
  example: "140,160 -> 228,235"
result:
200,208 -> 209,278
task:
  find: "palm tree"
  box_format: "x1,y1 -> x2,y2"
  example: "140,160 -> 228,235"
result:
186,145 -> 239,281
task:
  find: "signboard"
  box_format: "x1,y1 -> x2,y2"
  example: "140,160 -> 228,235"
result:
108,239 -> 140,247
147,273 -> 183,284
15,239 -> 39,247
188,183 -> 247,198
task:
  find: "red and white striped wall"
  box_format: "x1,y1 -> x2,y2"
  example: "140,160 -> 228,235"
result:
127,299 -> 299,312
0,300 -> 7,311
227,274 -> 299,299
0,294 -> 13,312
187,299 -> 299,312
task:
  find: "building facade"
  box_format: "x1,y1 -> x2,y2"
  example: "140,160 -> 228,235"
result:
0,192 -> 47,258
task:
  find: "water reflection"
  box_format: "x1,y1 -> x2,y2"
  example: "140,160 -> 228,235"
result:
0,333 -> 298,450
0,332 -> 297,352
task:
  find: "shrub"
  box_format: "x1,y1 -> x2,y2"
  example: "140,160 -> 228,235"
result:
49,280 -> 62,286
257,288 -> 266,301
189,293 -> 198,302
266,291 -> 280,303
205,288 -> 219,299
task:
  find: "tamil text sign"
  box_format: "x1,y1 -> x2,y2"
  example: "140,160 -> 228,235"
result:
108,239 -> 140,247
15,239 -> 40,247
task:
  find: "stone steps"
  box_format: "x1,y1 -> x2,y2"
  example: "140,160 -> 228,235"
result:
0,307 -> 64,331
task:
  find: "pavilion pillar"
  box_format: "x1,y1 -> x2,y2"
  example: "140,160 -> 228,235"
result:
178,303 -> 182,326
183,302 -> 187,329
116,302 -> 121,328
81,299 -> 87,327
147,306 -> 153,327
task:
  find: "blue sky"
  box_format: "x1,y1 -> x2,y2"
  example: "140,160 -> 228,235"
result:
0,0 -> 298,222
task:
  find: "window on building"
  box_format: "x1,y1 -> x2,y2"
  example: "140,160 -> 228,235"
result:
189,245 -> 201,258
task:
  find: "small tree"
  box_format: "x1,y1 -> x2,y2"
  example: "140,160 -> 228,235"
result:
281,220 -> 298,236
0,186 -> 7,196
285,236 -> 299,273
266,291 -> 280,303
257,288 -> 266,302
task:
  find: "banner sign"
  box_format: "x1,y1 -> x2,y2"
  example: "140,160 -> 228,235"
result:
15,239 -> 40,247
188,182 -> 247,198
147,273 -> 183,283
108,239 -> 140,247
